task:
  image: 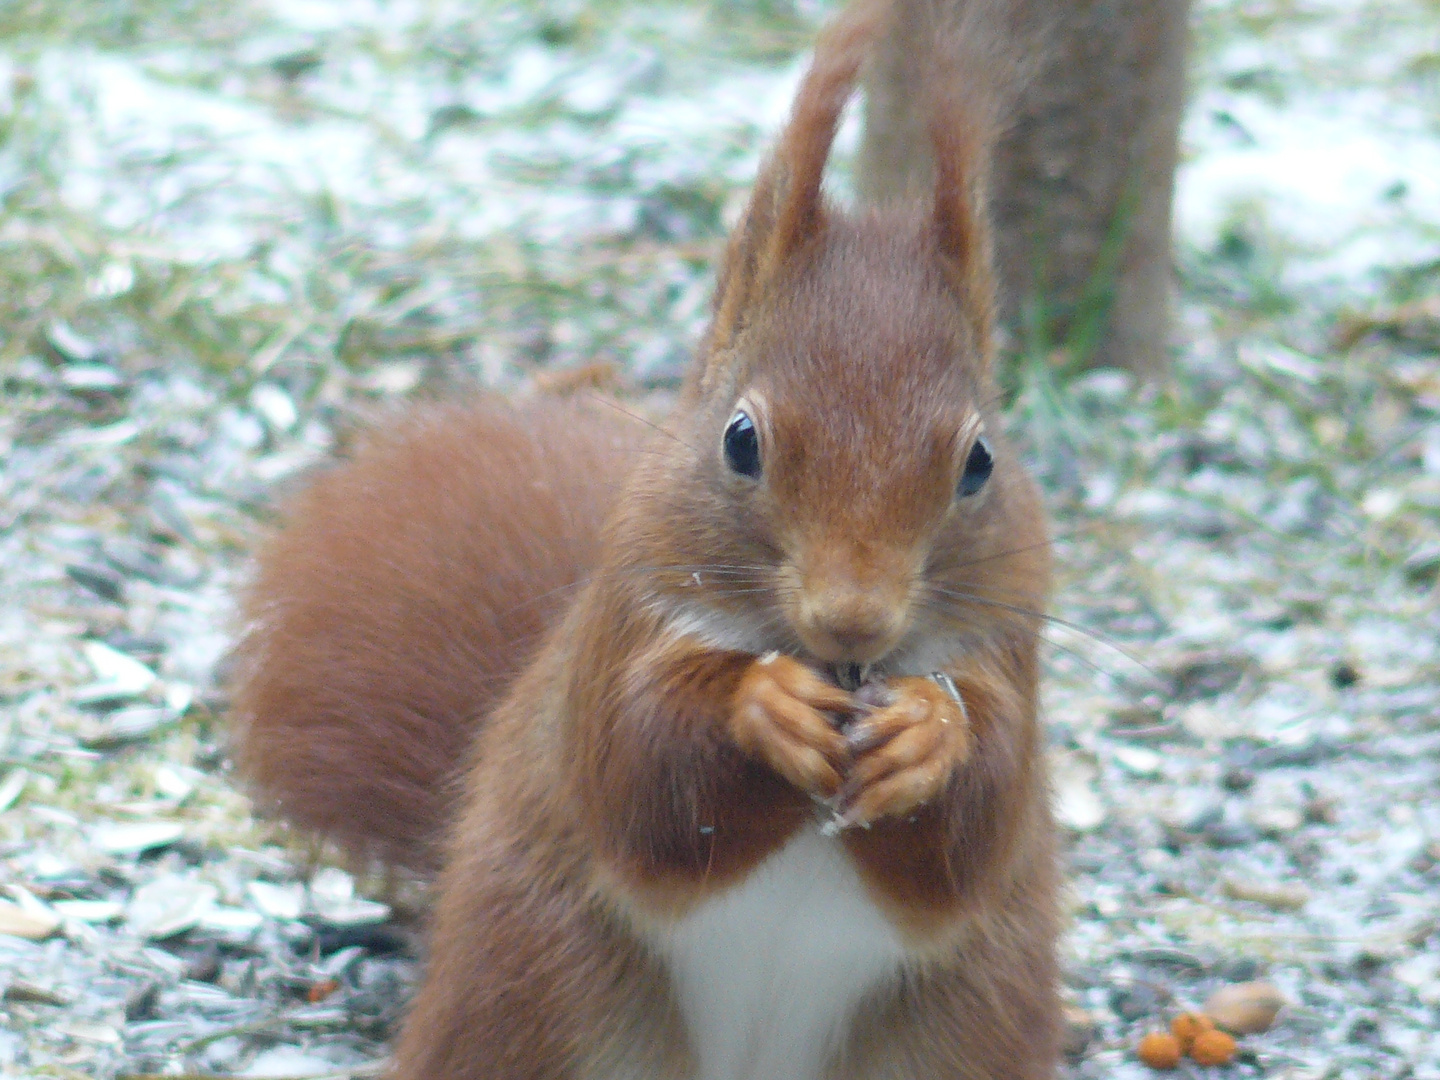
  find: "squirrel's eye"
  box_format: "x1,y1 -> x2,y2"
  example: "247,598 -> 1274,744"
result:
957,436 -> 993,498
723,410 -> 761,479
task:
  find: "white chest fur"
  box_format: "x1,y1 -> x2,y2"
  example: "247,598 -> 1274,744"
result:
655,828 -> 907,1080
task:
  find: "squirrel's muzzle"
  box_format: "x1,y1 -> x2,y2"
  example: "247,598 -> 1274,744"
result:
789,542 -> 914,665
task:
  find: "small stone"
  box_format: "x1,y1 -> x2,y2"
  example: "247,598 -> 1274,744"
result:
164,681 -> 196,713
55,1021 -> 122,1045
181,943 -> 223,983
359,361 -> 423,395
1181,703 -> 1243,741
1111,982 -> 1163,1021
102,539 -> 172,584
81,641 -> 157,694
26,853 -> 77,881
1328,660 -> 1360,689
1166,649 -> 1250,700
247,880 -> 305,920
318,946 -> 365,979
91,821 -> 185,855
1362,488 -> 1403,520
1113,745 -> 1163,778
1137,1031 -> 1182,1070
308,866 -> 355,907
1179,803 -> 1255,848
127,877 -> 217,939
1109,704 -> 1164,730
1303,792 -> 1339,825
4,980 -> 70,1005
1203,981 -> 1286,1034
201,1035 -> 248,1073
199,906 -> 265,933
52,899 -> 124,923
78,706 -> 174,749
154,764 -> 202,802
249,383 -> 299,432
1051,751 -> 1106,833
242,1047 -> 343,1078
1203,819 -> 1258,849
124,980 -> 160,1021
0,769 -> 27,812
67,418 -> 140,447
313,896 -> 392,928
1219,766 -> 1254,792
1410,840 -> 1440,875
1394,954 -> 1440,1006
1223,876 -> 1308,911
45,320 -> 101,362
1246,802 -> 1303,837
71,684 -> 140,709
148,483 -> 199,543
60,363 -> 125,392
65,563 -> 125,602
309,867 -> 390,927
1347,1014 -> 1382,1044
1403,544 -> 1440,587
269,47 -> 323,80
1284,591 -> 1327,622
0,900 -> 60,940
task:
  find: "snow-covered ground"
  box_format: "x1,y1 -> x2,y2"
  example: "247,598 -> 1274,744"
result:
1,1 -> 1437,1077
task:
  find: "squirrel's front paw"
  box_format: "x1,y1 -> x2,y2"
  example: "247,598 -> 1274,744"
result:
835,675 -> 972,828
729,653 -> 857,800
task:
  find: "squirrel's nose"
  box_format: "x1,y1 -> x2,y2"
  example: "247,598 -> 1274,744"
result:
790,541 -> 915,663
795,589 -> 907,664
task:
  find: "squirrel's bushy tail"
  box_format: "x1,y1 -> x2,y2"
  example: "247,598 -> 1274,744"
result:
230,399 -> 640,872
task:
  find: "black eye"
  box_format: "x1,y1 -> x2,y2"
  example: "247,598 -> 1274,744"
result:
957,436 -> 992,498
723,410 -> 762,479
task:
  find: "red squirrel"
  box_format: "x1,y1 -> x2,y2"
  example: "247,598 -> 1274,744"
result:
233,0 -> 1059,1075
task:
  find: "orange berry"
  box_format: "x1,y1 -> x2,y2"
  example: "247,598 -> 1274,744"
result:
1138,1031 -> 1183,1070
1190,1028 -> 1237,1066
306,978 -> 340,1003
1170,1011 -> 1215,1051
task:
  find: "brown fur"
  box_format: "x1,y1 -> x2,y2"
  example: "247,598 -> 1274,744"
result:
235,0 -> 1060,1075
231,398 -> 642,871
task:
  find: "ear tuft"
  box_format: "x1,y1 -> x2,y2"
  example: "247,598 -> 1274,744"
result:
705,0 -> 889,363
928,76 -> 1000,361
929,0 -> 1053,374
925,1 -> 1030,369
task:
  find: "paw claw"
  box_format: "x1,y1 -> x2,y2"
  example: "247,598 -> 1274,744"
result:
729,654 -> 857,799
838,675 -> 972,825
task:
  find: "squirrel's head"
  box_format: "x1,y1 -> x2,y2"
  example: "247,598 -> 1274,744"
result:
616,0 -> 1049,674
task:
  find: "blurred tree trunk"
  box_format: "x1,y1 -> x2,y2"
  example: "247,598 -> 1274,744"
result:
858,0 -> 1191,378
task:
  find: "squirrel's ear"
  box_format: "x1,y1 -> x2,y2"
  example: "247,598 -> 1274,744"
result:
705,0 -> 887,364
925,0 -> 1037,377
929,55 -> 1003,375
